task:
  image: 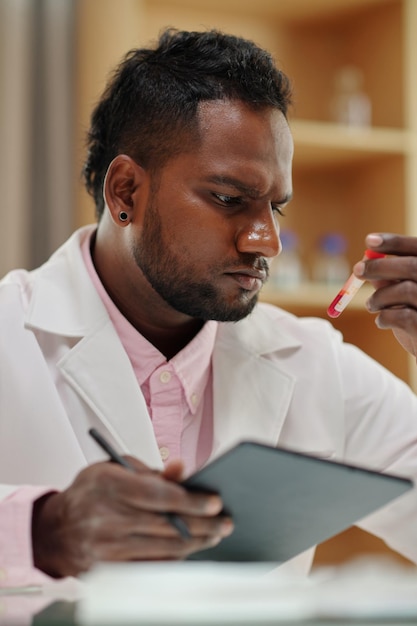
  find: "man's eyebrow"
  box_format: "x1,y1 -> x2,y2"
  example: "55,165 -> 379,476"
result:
207,175 -> 262,197
206,175 -> 292,204
277,190 -> 293,204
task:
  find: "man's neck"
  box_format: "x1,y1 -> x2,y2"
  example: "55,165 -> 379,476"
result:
91,228 -> 204,359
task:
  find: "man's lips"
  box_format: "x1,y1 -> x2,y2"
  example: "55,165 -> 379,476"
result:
225,268 -> 267,292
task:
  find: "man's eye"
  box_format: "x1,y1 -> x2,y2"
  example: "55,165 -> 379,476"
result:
213,193 -> 241,206
272,204 -> 285,217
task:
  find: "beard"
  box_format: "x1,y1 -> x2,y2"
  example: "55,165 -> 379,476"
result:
132,200 -> 264,322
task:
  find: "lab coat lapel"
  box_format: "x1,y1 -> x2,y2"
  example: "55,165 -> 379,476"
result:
25,226 -> 162,468
58,319 -> 161,467
210,306 -> 300,460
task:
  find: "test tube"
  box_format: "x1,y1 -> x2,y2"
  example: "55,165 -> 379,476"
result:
327,249 -> 385,318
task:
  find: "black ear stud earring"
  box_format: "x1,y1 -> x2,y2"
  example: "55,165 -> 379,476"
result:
118,211 -> 128,222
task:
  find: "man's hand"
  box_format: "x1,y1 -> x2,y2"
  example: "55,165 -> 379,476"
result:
354,233 -> 417,358
32,458 -> 233,578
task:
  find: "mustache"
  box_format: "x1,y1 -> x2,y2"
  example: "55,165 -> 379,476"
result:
225,255 -> 269,276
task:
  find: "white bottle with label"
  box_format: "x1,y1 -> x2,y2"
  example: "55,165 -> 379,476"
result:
330,65 -> 372,128
312,233 -> 350,286
270,229 -> 304,290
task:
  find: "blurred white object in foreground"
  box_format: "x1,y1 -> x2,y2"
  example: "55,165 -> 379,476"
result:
78,557 -> 417,625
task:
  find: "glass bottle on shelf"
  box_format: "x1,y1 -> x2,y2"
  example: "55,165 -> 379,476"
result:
270,229 -> 304,290
312,232 -> 350,286
330,65 -> 372,128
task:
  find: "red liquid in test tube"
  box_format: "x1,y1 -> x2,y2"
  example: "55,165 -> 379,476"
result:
327,249 -> 386,318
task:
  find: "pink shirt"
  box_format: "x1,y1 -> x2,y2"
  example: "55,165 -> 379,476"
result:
0,228 -> 217,588
81,230 -> 216,476
0,486 -> 54,588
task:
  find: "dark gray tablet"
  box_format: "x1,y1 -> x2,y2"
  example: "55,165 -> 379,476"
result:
183,441 -> 414,563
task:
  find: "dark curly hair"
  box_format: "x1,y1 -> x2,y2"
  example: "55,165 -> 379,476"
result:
83,28 -> 292,219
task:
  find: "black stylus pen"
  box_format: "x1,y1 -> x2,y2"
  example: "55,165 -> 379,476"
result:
88,427 -> 191,539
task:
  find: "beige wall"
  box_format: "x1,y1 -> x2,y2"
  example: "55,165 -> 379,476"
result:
74,0 -> 147,226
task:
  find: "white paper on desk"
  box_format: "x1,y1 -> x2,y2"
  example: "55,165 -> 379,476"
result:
77,558 -> 417,625
77,562 -> 315,624
312,557 -> 417,619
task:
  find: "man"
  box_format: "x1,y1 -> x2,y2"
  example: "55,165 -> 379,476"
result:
1,28 -> 417,584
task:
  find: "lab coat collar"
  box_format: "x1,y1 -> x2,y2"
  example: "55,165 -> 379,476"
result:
25,226 -> 106,337
217,303 -> 302,355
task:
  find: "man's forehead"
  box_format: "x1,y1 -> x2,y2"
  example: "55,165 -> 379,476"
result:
196,98 -> 283,124
195,99 -> 293,159
195,99 -> 292,150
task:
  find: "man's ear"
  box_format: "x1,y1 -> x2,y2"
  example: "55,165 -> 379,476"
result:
103,155 -> 148,226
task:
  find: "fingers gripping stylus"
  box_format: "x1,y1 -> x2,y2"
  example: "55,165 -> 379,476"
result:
89,427 -> 191,539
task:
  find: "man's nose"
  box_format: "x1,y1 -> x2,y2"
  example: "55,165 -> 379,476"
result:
235,208 -> 281,258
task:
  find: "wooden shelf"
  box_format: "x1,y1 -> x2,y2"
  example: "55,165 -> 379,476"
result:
291,120 -> 413,168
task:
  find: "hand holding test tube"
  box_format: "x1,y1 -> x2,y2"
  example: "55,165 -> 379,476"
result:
327,249 -> 386,318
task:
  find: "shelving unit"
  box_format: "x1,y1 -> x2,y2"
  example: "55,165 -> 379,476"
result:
291,120 -> 412,165
74,0 -> 417,564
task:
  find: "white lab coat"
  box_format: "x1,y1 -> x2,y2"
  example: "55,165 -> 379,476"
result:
2,225 -> 417,573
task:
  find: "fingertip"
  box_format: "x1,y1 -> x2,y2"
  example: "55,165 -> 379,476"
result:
205,495 -> 223,515
353,261 -> 365,278
365,233 -> 384,248
209,535 -> 222,547
163,459 -> 186,481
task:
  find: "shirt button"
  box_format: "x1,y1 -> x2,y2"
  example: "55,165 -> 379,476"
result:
191,393 -> 198,407
159,371 -> 172,384
159,446 -> 170,461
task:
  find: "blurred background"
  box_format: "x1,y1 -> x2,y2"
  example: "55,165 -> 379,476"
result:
2,0 -> 416,383
1,0 -> 74,273
1,0 -> 417,565
2,0 -> 415,268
